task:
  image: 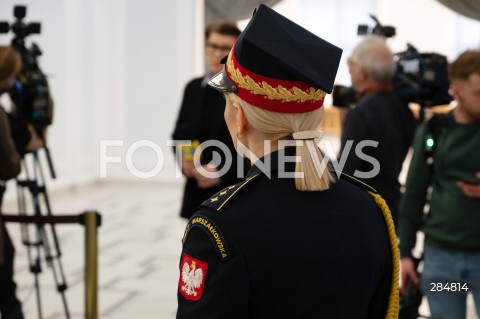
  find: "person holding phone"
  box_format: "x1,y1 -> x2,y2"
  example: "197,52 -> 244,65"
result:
171,21 -> 245,220
399,50 -> 480,319
458,172 -> 480,197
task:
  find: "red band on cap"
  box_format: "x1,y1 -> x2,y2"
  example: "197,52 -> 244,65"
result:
226,48 -> 325,113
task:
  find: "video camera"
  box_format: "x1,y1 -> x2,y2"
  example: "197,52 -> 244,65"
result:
0,5 -> 53,138
333,14 -> 452,109
357,14 -> 396,38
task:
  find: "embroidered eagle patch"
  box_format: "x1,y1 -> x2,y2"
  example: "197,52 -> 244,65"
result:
179,253 -> 208,301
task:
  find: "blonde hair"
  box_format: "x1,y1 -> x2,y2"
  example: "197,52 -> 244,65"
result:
0,46 -> 22,89
225,93 -> 334,191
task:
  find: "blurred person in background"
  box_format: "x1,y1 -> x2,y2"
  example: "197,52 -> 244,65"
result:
399,49 -> 480,319
340,36 -> 416,226
172,21 -> 245,219
0,45 -> 43,319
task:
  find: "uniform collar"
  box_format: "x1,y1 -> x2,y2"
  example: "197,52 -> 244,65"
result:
246,146 -> 297,178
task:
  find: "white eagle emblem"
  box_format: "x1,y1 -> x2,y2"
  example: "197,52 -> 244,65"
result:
181,260 -> 204,296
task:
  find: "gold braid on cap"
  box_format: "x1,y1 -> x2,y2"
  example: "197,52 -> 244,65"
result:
227,54 -> 326,103
368,191 -> 400,319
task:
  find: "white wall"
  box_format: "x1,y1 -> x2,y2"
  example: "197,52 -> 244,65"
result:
1,0 -> 479,191
270,0 -> 480,89
0,0 -> 199,191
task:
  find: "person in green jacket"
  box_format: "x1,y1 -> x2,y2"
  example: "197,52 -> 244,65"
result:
399,50 -> 480,319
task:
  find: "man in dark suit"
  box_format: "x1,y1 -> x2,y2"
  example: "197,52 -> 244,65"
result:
340,36 -> 416,225
172,21 -> 244,219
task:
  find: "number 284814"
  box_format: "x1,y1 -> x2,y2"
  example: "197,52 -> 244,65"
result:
430,283 -> 469,292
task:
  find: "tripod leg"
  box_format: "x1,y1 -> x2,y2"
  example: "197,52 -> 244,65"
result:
17,180 -> 32,264
32,152 -> 71,318
32,232 -> 43,319
16,151 -> 72,318
38,222 -> 70,319
17,157 -> 45,319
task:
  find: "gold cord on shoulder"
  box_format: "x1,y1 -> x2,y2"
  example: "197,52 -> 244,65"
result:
226,55 -> 326,103
368,191 -> 400,319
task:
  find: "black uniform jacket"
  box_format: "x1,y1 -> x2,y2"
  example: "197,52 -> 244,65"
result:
340,90 -> 416,224
172,76 -> 245,218
177,148 -> 392,319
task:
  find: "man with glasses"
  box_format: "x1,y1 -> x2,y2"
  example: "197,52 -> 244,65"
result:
172,21 -> 243,219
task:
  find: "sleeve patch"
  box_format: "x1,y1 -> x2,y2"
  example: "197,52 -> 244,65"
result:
182,215 -> 231,261
179,253 -> 208,301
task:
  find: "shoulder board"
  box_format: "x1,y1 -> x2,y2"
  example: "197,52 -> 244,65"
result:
200,173 -> 261,212
340,172 -> 377,194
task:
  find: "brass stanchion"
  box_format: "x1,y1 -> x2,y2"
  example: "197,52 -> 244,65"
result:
83,211 -> 101,319
3,211 -> 102,318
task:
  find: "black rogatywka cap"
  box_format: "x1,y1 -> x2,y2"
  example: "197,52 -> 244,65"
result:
208,4 -> 343,113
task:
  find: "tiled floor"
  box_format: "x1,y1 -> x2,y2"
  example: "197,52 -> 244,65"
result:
2,179 -> 479,319
3,180 -> 186,319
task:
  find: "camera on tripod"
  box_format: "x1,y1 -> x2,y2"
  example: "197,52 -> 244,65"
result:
333,14 -> 452,110
0,5 -> 53,138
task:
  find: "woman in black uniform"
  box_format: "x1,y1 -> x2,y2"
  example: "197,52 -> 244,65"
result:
176,5 -> 399,319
